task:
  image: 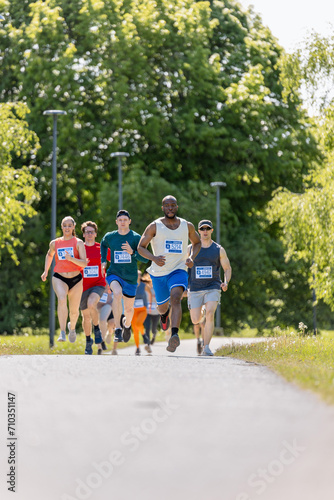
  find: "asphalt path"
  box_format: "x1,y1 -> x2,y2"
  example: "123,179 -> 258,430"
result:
0,337 -> 333,500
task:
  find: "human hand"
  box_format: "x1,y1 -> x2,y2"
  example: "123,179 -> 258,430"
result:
153,255 -> 166,267
121,242 -> 133,255
185,257 -> 194,268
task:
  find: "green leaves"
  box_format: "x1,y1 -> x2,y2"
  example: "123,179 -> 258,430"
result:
0,103 -> 40,264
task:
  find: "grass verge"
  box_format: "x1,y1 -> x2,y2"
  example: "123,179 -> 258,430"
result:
216,333 -> 334,405
0,328 -> 195,356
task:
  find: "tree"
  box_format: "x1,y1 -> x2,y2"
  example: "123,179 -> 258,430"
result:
268,29 -> 334,310
0,0 -> 320,331
0,102 -> 40,264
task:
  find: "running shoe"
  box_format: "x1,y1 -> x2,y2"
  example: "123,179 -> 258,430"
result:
145,344 -> 152,354
97,348 -> 103,355
111,349 -> 118,355
197,339 -> 203,355
85,338 -> 94,355
57,330 -> 66,342
67,322 -> 76,343
166,333 -> 180,353
135,347 -> 141,355
202,345 -> 214,356
94,325 -> 103,344
114,328 -> 123,343
122,317 -> 132,343
101,341 -> 107,351
160,310 -> 170,331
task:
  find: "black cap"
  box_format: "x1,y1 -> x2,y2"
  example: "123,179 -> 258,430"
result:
116,210 -> 131,219
198,219 -> 213,229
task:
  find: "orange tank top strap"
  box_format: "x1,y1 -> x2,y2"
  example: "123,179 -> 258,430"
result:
54,237 -> 81,273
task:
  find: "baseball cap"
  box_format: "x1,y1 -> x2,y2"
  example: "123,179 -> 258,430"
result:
198,220 -> 213,229
116,210 -> 131,219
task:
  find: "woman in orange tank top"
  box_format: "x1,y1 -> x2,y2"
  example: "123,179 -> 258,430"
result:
41,216 -> 87,342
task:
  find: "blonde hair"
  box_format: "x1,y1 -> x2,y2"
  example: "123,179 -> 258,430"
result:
61,216 -> 76,236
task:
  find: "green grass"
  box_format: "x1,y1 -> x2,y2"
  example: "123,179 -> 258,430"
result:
0,327 -> 195,356
216,332 -> 334,405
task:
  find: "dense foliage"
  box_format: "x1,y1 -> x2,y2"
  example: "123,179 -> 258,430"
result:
0,102 -> 40,263
269,29 -> 334,312
0,0 -> 323,333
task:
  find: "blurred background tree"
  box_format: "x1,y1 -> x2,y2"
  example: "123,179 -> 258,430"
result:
0,0 -> 326,333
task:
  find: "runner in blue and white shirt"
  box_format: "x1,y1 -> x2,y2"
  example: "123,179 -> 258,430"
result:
138,195 -> 201,353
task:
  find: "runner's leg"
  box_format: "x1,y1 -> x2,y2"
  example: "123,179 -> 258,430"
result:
67,279 -> 83,331
203,301 -> 218,346
52,276 -> 69,332
109,280 -> 123,329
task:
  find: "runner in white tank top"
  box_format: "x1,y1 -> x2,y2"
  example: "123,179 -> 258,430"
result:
138,195 -> 201,353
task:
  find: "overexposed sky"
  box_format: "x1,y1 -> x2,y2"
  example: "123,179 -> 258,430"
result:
237,0 -> 333,51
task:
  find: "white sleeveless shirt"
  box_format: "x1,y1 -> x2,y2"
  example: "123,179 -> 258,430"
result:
147,218 -> 189,277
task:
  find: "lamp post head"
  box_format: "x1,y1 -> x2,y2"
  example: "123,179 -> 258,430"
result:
43,110 -> 67,116
110,152 -> 130,158
210,181 -> 226,188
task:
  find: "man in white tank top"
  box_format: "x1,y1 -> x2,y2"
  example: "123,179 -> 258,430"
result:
138,195 -> 201,353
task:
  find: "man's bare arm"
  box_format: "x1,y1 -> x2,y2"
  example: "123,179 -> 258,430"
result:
220,246 -> 232,292
186,222 -> 201,268
138,223 -> 166,267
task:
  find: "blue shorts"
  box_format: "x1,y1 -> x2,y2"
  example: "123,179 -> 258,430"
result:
150,269 -> 188,305
106,274 -> 137,298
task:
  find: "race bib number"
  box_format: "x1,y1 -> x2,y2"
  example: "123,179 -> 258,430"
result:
150,303 -> 157,311
134,299 -> 144,308
99,293 -> 108,304
195,266 -> 213,279
114,251 -> 132,264
83,266 -> 99,278
57,247 -> 74,260
165,240 -> 183,254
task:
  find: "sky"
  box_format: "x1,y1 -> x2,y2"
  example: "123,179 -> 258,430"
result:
237,0 -> 334,52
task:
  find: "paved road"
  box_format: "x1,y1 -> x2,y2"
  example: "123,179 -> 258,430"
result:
0,337 -> 333,500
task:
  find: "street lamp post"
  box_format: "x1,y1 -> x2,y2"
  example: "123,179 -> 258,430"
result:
110,152 -> 130,210
210,181 -> 226,329
43,110 -> 67,347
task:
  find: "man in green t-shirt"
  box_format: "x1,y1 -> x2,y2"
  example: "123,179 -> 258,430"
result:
101,210 -> 148,343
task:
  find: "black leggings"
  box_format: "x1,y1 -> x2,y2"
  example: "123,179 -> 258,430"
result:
53,272 -> 82,290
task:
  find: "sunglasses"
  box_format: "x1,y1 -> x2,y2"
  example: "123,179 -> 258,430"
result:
199,227 -> 212,231
85,230 -> 96,234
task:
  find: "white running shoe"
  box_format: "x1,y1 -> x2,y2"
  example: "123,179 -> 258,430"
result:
57,331 -> 66,342
145,344 -> 152,354
67,322 -> 77,343
202,345 -> 214,356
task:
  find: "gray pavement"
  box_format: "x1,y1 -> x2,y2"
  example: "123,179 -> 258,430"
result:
0,337 -> 333,500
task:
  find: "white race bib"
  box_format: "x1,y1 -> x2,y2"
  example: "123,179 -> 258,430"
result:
57,247 -> 74,260
165,240 -> 183,254
114,251 -> 132,263
150,303 -> 157,311
83,266 -> 99,278
134,299 -> 144,308
195,266 -> 213,279
99,293 -> 108,304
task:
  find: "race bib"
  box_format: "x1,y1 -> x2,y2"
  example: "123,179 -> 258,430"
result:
57,247 -> 74,260
165,240 -> 183,254
150,303 -> 157,311
83,266 -> 99,278
99,293 -> 108,304
134,299 -> 144,308
114,251 -> 132,264
195,266 -> 213,279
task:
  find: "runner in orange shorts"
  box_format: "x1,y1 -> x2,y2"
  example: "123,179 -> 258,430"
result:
131,271 -> 151,355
